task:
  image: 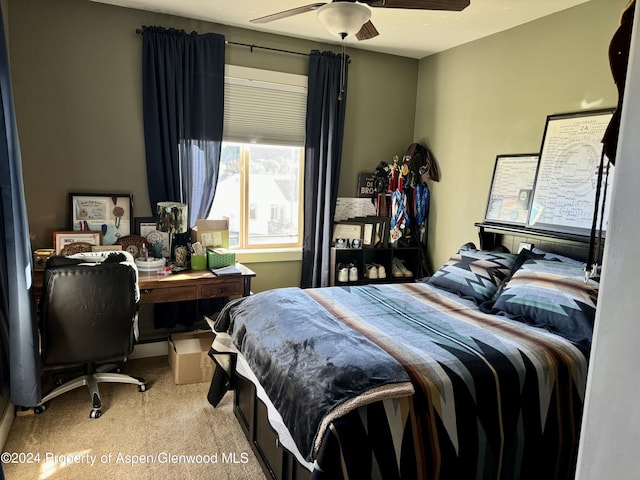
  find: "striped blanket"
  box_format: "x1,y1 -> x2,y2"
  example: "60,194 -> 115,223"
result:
216,281 -> 589,479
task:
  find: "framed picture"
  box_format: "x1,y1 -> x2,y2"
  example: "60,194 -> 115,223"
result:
53,231 -> 102,255
484,154 -> 539,226
69,193 -> 133,245
356,172 -> 377,198
332,222 -> 364,246
527,109 -> 615,234
363,223 -> 374,246
349,215 -> 389,247
135,216 -> 170,258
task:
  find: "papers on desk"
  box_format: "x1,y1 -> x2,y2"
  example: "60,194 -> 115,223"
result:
211,265 -> 242,276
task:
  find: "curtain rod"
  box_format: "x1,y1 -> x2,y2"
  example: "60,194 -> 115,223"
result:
135,29 -> 309,57
226,40 -> 309,57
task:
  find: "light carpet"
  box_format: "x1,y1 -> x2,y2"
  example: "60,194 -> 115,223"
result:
2,356 -> 267,480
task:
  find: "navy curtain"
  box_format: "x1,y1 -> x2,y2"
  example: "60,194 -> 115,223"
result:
300,51 -> 349,288
142,26 -> 225,226
0,4 -> 40,407
142,26 -> 225,328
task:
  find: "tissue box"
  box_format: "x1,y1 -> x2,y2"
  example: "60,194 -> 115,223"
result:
207,248 -> 236,268
191,218 -> 229,249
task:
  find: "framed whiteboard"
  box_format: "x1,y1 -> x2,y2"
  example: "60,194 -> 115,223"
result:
484,154 -> 539,225
527,109 -> 615,234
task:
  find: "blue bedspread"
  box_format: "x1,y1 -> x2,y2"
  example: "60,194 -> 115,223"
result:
215,286 -> 414,461
214,282 -> 589,479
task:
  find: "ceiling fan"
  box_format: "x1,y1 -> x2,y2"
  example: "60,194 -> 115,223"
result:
250,0 -> 471,41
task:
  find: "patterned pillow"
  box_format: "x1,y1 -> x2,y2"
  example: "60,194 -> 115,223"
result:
488,248 -> 544,302
531,247 -> 586,267
492,259 -> 598,353
427,250 -> 517,304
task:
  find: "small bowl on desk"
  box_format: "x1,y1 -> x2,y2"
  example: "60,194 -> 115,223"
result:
135,257 -> 166,275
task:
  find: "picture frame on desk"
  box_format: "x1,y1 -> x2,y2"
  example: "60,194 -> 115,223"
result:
135,216 -> 170,258
53,231 -> 102,255
69,192 -> 133,245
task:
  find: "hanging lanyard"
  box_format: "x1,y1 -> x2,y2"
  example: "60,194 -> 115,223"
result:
415,182 -> 430,224
585,150 -> 608,281
391,190 -> 409,229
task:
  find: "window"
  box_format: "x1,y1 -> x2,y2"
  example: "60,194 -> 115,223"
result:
210,143 -> 303,248
208,66 -> 307,250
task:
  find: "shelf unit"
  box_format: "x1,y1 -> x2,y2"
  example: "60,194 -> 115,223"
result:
330,246 -> 420,286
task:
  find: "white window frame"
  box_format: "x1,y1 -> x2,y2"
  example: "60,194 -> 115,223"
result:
214,66 -> 307,260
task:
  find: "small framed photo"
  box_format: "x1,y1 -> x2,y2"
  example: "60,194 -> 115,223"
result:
69,193 -> 133,245
135,216 -> 170,258
349,215 -> 389,247
53,231 -> 102,255
362,223 -> 374,246
484,154 -> 539,226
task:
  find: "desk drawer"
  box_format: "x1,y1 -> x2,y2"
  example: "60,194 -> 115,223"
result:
140,285 -> 197,304
200,281 -> 242,299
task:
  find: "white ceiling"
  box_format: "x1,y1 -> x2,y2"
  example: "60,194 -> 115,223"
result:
90,0 -> 592,59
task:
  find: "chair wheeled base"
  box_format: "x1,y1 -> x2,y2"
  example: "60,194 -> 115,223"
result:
34,363 -> 148,418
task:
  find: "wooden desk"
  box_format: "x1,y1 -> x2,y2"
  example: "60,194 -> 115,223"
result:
33,263 -> 256,305
138,264 -> 255,304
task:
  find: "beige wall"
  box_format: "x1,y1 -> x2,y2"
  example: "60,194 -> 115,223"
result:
7,0 -> 417,292
415,0 -> 621,270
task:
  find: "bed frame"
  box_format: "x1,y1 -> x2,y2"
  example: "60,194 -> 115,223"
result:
232,224 -> 600,480
475,222 -> 600,263
234,373 -> 312,480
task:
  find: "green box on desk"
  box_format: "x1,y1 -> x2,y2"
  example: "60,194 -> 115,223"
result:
207,248 -> 236,268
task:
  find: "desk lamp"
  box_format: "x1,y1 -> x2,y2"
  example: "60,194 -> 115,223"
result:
156,202 -> 188,261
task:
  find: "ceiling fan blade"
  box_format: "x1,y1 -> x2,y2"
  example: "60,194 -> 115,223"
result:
364,0 -> 470,11
250,3 -> 327,24
356,21 -> 379,41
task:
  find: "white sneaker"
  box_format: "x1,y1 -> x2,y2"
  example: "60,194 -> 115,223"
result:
391,259 -> 403,278
337,264 -> 348,282
365,264 -> 378,279
349,264 -> 359,281
377,264 -> 387,279
392,258 -> 412,278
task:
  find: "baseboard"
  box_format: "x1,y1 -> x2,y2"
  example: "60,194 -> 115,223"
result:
0,401 -> 14,451
130,341 -> 168,359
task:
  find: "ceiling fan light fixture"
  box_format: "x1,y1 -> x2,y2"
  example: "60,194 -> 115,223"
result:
317,2 -> 371,38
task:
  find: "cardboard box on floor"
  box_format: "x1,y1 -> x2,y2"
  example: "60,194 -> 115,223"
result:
191,218 -> 229,249
167,330 -> 215,385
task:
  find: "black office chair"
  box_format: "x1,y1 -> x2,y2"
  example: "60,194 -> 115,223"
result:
35,253 -> 148,418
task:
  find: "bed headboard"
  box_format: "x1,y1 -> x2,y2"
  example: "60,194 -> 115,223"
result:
475,222 -> 603,264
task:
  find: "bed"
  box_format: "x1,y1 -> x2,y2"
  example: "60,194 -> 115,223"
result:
208,243 -> 598,480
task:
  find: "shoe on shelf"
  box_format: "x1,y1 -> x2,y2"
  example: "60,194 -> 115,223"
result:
391,260 -> 403,278
365,264 -> 379,280
377,264 -> 387,279
348,263 -> 359,282
392,258 -> 412,278
337,263 -> 348,282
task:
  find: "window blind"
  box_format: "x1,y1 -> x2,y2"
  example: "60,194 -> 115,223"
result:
224,65 -> 307,146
